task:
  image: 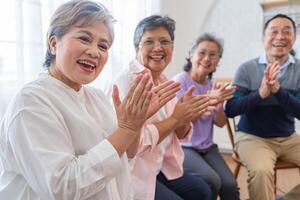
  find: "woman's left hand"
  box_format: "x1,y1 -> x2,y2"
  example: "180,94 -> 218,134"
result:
208,82 -> 236,106
113,74 -> 153,135
147,80 -> 180,118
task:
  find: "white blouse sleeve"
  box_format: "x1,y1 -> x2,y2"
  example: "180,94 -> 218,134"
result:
6,105 -> 123,199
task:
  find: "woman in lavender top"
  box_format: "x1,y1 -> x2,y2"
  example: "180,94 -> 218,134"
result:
173,33 -> 239,200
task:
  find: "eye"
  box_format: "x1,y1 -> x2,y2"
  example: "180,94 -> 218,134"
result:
271,30 -> 278,36
143,40 -> 154,46
283,29 -> 292,36
160,39 -> 172,46
79,36 -> 91,43
209,53 -> 218,58
98,43 -> 109,52
199,51 -> 206,57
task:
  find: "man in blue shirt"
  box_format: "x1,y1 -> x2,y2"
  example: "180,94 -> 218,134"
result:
226,14 -> 300,200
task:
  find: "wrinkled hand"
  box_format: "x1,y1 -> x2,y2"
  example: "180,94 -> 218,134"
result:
259,62 -> 281,98
171,94 -> 210,126
147,80 -> 180,118
207,82 -> 236,105
259,67 -> 272,99
113,75 -> 152,135
267,61 -> 281,94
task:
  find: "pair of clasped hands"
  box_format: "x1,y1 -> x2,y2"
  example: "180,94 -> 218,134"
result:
112,74 -> 236,136
259,61 -> 281,99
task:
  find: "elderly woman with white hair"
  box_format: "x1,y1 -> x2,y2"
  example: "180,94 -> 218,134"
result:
0,1 -> 163,199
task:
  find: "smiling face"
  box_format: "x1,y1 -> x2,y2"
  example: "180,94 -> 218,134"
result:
263,17 -> 295,63
48,21 -> 110,91
189,41 -> 221,81
136,27 -> 173,79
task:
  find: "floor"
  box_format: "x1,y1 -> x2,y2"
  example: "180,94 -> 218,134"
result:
222,154 -> 300,200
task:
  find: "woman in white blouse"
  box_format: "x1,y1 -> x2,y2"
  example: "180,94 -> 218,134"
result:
0,1 -> 169,199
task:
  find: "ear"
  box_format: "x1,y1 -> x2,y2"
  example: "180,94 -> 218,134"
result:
48,35 -> 57,55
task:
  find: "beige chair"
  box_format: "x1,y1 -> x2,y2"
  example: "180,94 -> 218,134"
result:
225,117 -> 300,195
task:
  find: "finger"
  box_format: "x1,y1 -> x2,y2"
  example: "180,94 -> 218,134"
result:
190,96 -> 210,109
156,84 -> 180,99
130,74 -> 151,106
270,69 -> 280,81
141,91 -> 152,114
195,102 -> 211,117
152,80 -> 179,94
124,75 -> 143,103
220,83 -> 230,90
136,81 -> 153,110
186,85 -> 195,96
269,61 -> 280,75
222,94 -> 234,101
159,93 -> 176,106
112,85 -> 121,109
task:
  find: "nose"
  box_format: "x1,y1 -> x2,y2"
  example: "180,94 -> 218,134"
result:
275,31 -> 285,39
202,53 -> 211,61
86,44 -> 100,58
152,41 -> 163,50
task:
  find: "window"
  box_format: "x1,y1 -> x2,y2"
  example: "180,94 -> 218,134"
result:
0,0 -> 159,118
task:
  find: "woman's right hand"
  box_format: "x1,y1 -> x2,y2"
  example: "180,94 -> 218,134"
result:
171,87 -> 211,126
112,74 -> 152,135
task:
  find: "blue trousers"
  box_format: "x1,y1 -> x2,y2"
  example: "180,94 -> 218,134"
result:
183,145 -> 240,200
155,171 -> 211,200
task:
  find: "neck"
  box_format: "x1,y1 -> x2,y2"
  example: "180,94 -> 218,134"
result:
267,54 -> 289,66
151,72 -> 161,85
48,66 -> 81,91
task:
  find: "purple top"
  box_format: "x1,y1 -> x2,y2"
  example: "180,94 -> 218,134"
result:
173,72 -> 214,150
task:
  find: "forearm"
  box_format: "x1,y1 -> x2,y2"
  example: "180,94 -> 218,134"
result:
175,123 -> 191,139
225,91 -> 263,117
107,128 -> 137,157
153,117 -> 179,144
214,108 -> 226,127
274,88 -> 300,119
126,130 -> 141,158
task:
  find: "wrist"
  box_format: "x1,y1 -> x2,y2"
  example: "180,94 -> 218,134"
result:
169,115 -> 182,128
259,88 -> 268,99
271,85 -> 280,94
118,124 -> 138,137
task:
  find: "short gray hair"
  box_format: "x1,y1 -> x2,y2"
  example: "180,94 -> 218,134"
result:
43,0 -> 115,68
133,15 -> 175,52
189,33 -> 224,58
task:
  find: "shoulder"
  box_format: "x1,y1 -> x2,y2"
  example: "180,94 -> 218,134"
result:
238,57 -> 260,70
172,71 -> 188,82
233,57 -> 260,88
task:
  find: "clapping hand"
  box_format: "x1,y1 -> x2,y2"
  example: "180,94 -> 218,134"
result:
113,74 -> 152,135
259,61 -> 281,98
207,82 -> 236,106
147,80 -> 180,118
172,86 -> 211,123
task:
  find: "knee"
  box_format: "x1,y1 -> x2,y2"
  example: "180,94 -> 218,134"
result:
248,164 -> 274,180
201,173 -> 222,194
220,178 -> 239,194
197,182 -> 212,200
190,178 -> 212,200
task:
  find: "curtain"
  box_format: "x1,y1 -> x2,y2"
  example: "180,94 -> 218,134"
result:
0,0 -> 160,119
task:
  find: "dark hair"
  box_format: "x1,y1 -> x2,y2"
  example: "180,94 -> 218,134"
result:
133,15 -> 175,52
183,33 -> 224,79
263,13 -> 296,35
43,0 -> 115,68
